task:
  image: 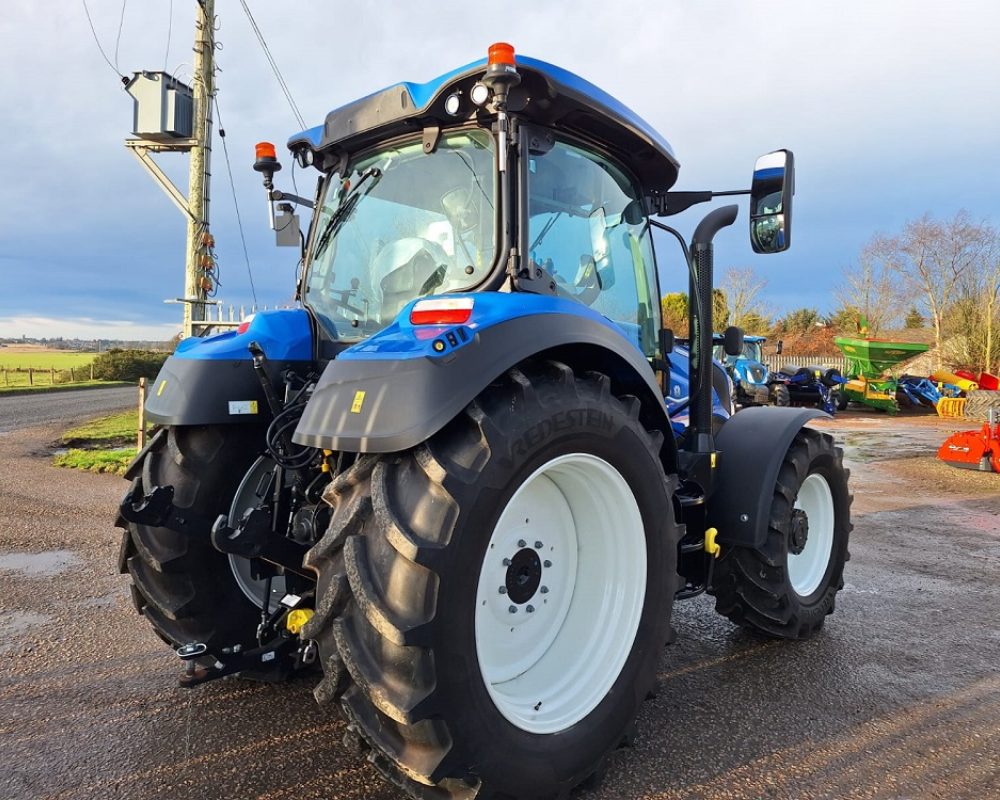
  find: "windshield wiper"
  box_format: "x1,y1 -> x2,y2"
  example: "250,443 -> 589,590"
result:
312,166 -> 383,260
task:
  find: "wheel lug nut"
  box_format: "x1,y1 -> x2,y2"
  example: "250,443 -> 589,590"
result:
499,586 -> 507,594
502,558 -> 511,566
508,605 -> 517,614
518,539 -> 526,548
540,586 -> 549,594
526,605 -> 535,613
534,541 -> 543,549
543,560 -> 552,568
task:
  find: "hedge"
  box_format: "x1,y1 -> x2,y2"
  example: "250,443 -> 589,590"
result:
91,349 -> 170,382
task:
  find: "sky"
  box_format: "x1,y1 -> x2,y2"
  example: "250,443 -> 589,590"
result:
1,0 -> 998,340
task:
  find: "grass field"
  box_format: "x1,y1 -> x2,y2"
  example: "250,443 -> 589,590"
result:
54,409 -> 140,476
0,346 -> 99,389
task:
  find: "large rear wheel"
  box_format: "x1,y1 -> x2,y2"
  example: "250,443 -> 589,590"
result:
304,361 -> 681,799
117,425 -> 268,653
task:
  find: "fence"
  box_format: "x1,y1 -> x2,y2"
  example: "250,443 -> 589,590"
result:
768,354 -> 848,373
1,364 -> 96,388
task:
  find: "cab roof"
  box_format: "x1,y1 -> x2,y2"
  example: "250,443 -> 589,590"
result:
287,55 -> 680,193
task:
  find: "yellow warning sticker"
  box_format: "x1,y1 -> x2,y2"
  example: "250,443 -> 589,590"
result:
351,390 -> 366,413
157,379 -> 168,397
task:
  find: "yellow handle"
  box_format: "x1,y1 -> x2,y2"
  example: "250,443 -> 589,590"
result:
286,608 -> 315,635
705,527 -> 721,558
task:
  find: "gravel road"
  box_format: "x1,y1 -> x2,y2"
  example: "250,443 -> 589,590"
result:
1,410 -> 998,799
0,386 -> 135,434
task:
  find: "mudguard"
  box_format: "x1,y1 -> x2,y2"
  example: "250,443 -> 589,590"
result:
708,406 -> 828,548
292,293 -> 672,458
145,309 -> 314,426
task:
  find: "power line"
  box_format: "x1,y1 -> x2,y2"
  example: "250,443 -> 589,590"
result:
215,96 -> 259,306
236,0 -> 306,129
81,0 -> 126,81
113,0 -> 129,75
163,0 -> 173,73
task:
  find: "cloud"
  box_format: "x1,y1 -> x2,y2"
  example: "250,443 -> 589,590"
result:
2,0 -> 999,328
0,316 -> 180,341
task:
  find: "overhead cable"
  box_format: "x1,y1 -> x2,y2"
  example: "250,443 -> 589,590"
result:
215,96 -> 260,306
81,0 -> 127,81
237,0 -> 306,129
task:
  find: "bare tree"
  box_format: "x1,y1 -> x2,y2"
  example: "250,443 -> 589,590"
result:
951,224 -> 1000,373
889,212 -> 986,367
834,234 -> 908,336
720,267 -> 770,332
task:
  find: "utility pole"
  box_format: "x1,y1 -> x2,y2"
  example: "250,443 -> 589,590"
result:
184,0 -> 215,338
124,0 -> 219,339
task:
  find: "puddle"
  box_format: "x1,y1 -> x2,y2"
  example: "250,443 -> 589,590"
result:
840,428 -> 946,463
0,610 -> 52,654
0,550 -> 82,577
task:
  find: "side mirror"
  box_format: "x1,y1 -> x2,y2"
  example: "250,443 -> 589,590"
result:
750,149 -> 794,254
776,339 -> 784,355
659,328 -> 675,355
723,326 -> 744,357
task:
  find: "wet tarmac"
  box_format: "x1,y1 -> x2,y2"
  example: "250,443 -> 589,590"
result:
1,404 -> 998,799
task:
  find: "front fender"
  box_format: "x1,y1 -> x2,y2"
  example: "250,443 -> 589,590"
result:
292,293 -> 670,455
708,406 -> 829,548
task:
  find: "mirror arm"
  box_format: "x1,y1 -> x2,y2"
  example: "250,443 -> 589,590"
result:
647,189 -> 750,217
268,189 -> 315,209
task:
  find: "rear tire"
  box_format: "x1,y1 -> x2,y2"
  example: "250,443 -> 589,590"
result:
836,389 -> 850,411
118,425 -> 265,652
304,361 -> 681,799
772,383 -> 791,407
710,427 -> 851,639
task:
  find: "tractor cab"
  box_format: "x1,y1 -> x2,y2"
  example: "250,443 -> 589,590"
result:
268,48 -> 675,364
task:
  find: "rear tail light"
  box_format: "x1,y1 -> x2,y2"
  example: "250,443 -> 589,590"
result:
410,298 -> 474,325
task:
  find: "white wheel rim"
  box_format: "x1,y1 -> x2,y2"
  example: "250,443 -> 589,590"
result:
788,473 -> 835,597
474,453 -> 647,734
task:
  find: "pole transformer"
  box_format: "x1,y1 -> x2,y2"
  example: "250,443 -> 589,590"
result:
124,0 -> 218,339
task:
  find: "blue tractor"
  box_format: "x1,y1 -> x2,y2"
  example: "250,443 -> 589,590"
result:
712,333 -> 778,407
118,44 -> 851,800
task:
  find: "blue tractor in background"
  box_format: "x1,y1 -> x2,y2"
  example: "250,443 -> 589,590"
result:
712,333 -> 781,407
118,44 -> 852,800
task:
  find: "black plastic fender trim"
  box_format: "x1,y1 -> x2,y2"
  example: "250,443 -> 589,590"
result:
707,406 -> 828,549
144,356 -> 309,426
292,313 -> 672,455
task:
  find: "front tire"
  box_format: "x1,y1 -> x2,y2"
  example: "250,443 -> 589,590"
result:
772,383 -> 791,407
304,361 -> 681,799
710,427 -> 851,639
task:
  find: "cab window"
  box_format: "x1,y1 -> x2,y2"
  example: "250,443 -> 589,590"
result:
527,140 -> 659,357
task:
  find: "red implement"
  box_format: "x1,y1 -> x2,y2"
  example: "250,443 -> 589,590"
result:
937,418 -> 1000,472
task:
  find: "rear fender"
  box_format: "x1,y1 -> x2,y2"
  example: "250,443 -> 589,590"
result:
145,309 -> 314,426
708,407 -> 828,548
292,293 -> 676,472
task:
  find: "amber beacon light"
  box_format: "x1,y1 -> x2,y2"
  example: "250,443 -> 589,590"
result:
488,42 -> 516,67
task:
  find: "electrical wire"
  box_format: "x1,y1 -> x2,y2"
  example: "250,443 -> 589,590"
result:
237,0 -> 306,129
113,0 -> 129,75
81,0 -> 126,80
163,0 -> 173,72
215,96 -> 259,306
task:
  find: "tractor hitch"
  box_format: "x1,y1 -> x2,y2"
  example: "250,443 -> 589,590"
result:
211,510 -> 313,578
176,636 -> 305,689
119,481 -> 217,537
